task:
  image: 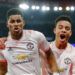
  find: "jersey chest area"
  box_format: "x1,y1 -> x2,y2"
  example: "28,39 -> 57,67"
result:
5,40 -> 39,64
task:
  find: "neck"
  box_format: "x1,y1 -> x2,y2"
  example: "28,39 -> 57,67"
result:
11,31 -> 23,40
55,40 -> 67,49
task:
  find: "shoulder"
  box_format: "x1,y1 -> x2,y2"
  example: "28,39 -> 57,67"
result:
68,43 -> 75,50
23,30 -> 43,35
32,30 -> 44,36
50,41 -> 55,46
23,30 -> 46,42
28,30 -> 45,38
65,43 -> 75,55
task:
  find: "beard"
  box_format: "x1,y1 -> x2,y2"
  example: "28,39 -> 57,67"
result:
11,30 -> 23,40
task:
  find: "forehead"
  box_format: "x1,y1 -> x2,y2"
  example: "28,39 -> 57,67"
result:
56,20 -> 71,27
8,15 -> 23,20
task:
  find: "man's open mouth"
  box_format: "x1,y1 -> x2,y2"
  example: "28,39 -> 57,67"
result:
60,34 -> 66,39
14,27 -> 19,31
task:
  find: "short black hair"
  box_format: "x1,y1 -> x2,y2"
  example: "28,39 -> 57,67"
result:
7,8 -> 23,19
55,15 -> 72,27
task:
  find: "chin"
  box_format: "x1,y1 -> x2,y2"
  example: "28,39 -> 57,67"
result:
60,41 -> 67,44
59,39 -> 66,42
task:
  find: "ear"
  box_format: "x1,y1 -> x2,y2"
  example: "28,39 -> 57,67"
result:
22,20 -> 25,27
70,31 -> 72,37
53,28 -> 56,34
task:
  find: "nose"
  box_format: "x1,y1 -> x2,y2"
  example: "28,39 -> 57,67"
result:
61,28 -> 66,33
14,22 -> 18,26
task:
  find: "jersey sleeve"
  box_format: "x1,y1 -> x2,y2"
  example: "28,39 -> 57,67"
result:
38,32 -> 50,52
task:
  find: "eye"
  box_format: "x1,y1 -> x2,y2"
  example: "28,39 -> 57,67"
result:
65,26 -> 70,31
16,19 -> 21,23
58,25 -> 63,29
10,20 -> 15,23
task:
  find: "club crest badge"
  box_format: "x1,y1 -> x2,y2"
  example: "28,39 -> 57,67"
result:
27,42 -> 34,50
64,58 -> 71,65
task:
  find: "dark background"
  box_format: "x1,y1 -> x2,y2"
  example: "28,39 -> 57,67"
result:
0,0 -> 75,43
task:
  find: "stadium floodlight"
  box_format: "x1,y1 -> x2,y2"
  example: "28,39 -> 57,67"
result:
19,3 -> 29,10
66,6 -> 70,11
46,6 -> 50,11
36,6 -> 40,10
53,6 -> 58,11
59,7 -> 63,11
41,6 -> 47,11
31,5 -> 36,10
41,6 -> 50,11
70,6 -> 74,11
